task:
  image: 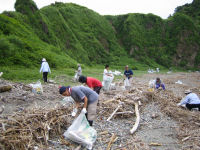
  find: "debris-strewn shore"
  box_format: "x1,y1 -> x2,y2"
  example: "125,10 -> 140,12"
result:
0,72 -> 200,149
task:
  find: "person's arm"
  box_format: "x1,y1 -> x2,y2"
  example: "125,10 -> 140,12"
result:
180,95 -> 189,105
40,63 -> 44,73
83,96 -> 88,109
129,70 -> 133,78
75,101 -> 80,108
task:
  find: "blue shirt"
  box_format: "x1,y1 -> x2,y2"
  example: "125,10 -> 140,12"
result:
124,69 -> 133,79
180,93 -> 200,105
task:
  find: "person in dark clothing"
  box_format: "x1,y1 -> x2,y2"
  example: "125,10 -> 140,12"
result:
155,77 -> 165,90
79,75 -> 102,94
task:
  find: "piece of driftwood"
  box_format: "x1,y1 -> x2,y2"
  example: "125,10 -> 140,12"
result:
106,133 -> 117,150
130,102 -> 140,134
107,102 -> 123,121
0,85 -> 12,93
115,111 -> 134,115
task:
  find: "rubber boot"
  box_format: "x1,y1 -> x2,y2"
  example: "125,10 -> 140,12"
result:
88,120 -> 93,126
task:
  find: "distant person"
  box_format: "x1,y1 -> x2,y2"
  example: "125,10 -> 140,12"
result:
40,58 -> 51,83
59,86 -> 99,126
177,90 -> 200,111
79,75 -> 102,94
77,64 -> 82,78
124,65 -> 133,82
102,65 -> 114,91
155,77 -> 165,90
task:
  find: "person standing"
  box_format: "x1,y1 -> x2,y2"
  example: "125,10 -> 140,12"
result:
124,65 -> 133,85
77,64 -> 82,78
59,86 -> 99,126
40,58 -> 51,83
102,65 -> 114,91
177,89 -> 200,111
79,75 -> 102,94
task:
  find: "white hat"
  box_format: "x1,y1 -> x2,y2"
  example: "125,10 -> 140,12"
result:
42,58 -> 46,62
184,89 -> 191,94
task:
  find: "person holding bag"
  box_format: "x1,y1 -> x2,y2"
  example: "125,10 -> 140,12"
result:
59,86 -> 99,126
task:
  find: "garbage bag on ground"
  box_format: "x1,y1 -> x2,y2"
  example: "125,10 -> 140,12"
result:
64,113 -> 97,150
61,96 -> 74,106
148,80 -> 156,88
29,81 -> 43,94
113,70 -> 122,76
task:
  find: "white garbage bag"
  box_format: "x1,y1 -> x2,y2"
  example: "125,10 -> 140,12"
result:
61,96 -> 74,106
64,113 -> 97,150
102,75 -> 114,91
113,70 -> 122,76
74,73 -> 78,81
29,81 -> 43,94
148,80 -> 156,88
124,78 -> 130,87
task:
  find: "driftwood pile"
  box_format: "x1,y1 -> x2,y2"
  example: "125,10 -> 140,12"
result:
0,106 -> 73,150
144,89 -> 200,149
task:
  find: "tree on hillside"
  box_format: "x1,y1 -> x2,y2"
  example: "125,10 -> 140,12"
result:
15,0 -> 38,15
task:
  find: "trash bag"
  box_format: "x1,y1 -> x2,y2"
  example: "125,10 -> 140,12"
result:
30,81 -> 43,94
148,80 -> 155,88
61,96 -> 74,106
74,73 -> 78,81
124,78 -> 130,87
103,75 -> 114,91
64,113 -> 97,150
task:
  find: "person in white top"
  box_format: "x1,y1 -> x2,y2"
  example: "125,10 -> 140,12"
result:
177,89 -> 200,111
40,58 -> 51,82
103,65 -> 114,91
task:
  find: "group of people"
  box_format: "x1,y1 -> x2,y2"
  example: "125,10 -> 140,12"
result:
39,58 -> 200,127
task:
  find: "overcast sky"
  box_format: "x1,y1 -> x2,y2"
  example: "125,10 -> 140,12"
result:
0,0 -> 193,19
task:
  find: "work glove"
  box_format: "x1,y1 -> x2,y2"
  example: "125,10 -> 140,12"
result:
71,108 -> 78,117
177,103 -> 181,106
81,108 -> 87,114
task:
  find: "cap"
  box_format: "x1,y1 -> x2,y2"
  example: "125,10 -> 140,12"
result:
184,89 -> 191,94
125,65 -> 129,68
42,58 -> 46,62
59,86 -> 70,94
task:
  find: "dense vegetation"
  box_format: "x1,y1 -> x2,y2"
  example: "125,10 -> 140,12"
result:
0,0 -> 199,81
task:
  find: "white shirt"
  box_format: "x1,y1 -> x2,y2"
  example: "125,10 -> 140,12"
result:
40,62 -> 51,73
180,93 -> 200,105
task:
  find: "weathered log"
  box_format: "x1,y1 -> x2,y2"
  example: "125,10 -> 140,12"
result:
130,102 -> 140,134
0,85 -> 12,93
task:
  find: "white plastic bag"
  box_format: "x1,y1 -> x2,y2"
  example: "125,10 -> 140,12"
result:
74,73 -> 78,81
148,80 -> 156,88
29,81 -> 43,94
124,78 -> 130,87
103,74 -> 114,91
61,96 -> 74,106
64,113 -> 97,149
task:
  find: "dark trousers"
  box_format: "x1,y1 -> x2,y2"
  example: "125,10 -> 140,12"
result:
85,113 -> 93,126
186,103 -> 200,111
43,72 -> 48,82
94,86 -> 102,94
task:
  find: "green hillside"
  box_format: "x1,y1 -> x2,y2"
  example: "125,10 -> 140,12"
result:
0,0 -> 199,80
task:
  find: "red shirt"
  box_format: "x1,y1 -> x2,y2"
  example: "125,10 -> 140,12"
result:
86,77 -> 102,88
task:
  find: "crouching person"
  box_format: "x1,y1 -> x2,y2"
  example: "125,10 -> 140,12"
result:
59,86 -> 99,126
79,75 -> 102,94
155,77 -> 165,90
177,89 -> 200,111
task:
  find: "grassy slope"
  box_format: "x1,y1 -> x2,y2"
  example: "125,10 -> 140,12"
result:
0,0 -> 199,82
